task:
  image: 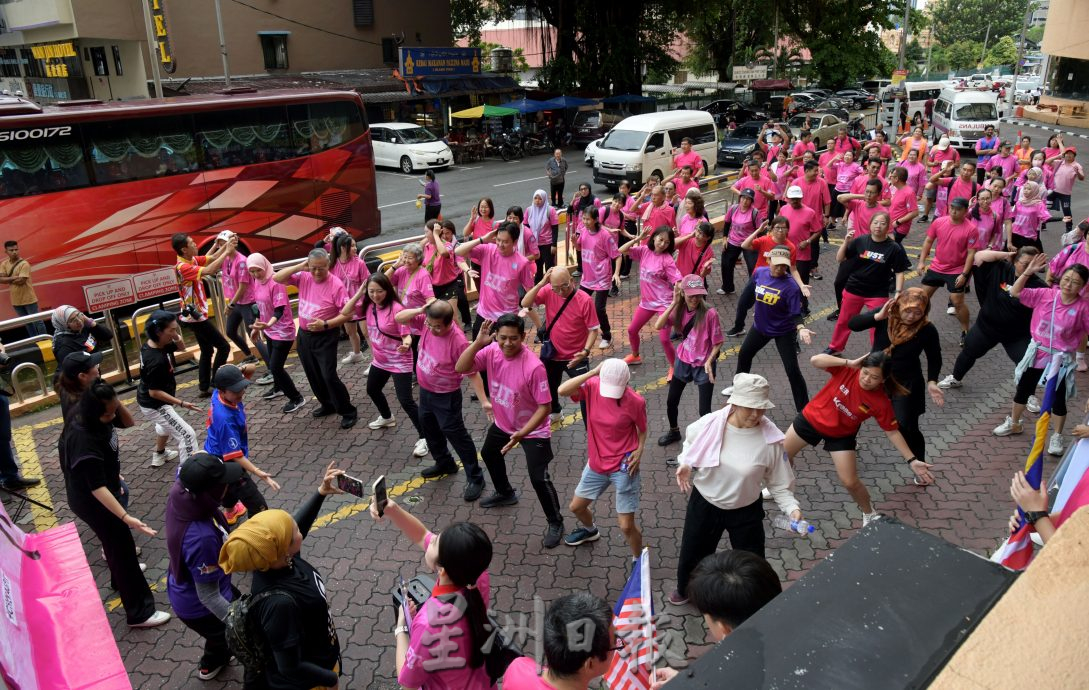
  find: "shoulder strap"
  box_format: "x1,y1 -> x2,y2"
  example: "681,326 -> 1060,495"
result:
370,304 -> 405,342
544,290 -> 579,331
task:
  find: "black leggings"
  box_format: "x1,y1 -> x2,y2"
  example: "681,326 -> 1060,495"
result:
720,243 -> 757,293
1015,366 -> 1067,416
226,303 -> 269,363
952,322 -> 1030,382
366,366 -> 423,434
1052,191 -> 1073,231
891,383 -> 927,461
665,374 -> 714,429
187,319 -> 230,394
833,260 -> 852,309
265,337 -> 302,401
736,329 -> 809,413
732,279 -> 757,332
581,286 -> 612,342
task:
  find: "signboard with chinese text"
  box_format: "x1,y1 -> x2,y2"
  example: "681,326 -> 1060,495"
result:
399,47 -> 481,77
133,267 -> 178,301
732,65 -> 768,81
29,43 -> 82,79
83,278 -> 135,313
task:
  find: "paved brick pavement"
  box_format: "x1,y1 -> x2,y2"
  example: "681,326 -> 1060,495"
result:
7,193 -> 1089,688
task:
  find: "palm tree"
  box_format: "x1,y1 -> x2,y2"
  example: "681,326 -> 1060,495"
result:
754,44 -> 805,79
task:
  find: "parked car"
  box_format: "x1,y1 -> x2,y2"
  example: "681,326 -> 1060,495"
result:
861,79 -> 892,94
571,109 -> 628,145
802,101 -> 850,122
784,112 -> 845,149
835,89 -> 877,109
370,122 -> 453,173
700,99 -> 767,127
800,88 -> 832,99
584,137 -> 602,167
716,118 -> 772,168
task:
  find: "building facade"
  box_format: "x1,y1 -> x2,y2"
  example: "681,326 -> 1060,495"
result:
1041,0 -> 1089,105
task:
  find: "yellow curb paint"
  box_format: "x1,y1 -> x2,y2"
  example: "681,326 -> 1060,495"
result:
12,426 -> 57,531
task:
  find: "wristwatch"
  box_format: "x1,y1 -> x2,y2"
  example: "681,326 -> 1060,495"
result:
1023,510 -> 1049,526
394,625 -> 410,635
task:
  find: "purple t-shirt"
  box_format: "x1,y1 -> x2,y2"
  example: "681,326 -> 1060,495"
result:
752,266 -> 802,337
167,519 -> 233,620
423,179 -> 440,207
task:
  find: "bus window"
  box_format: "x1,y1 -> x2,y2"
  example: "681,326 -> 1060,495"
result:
289,101 -> 367,155
85,115 -> 198,184
194,106 -> 293,169
0,132 -> 89,198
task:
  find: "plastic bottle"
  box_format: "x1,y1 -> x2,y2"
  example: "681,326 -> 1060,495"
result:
771,515 -> 814,535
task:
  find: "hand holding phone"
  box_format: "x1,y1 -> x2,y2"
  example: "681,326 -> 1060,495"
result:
373,475 -> 388,517
336,473 -> 366,498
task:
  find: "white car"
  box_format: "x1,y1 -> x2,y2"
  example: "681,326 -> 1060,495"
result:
584,137 -> 602,167
370,123 -> 453,174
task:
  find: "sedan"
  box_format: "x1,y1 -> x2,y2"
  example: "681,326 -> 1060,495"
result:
835,89 -> 876,109
784,112 -> 845,149
717,119 -> 772,168
701,99 -> 767,127
802,101 -> 850,123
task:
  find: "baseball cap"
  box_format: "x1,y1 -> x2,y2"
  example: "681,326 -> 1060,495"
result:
216,230 -> 235,242
681,274 -> 707,297
949,197 -> 970,209
179,452 -> 245,493
598,358 -> 630,399
768,245 -> 792,266
934,136 -> 951,151
786,185 -> 804,199
61,351 -> 102,378
739,188 -> 756,200
212,364 -> 252,393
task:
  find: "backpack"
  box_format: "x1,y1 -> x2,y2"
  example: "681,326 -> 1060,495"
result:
224,589 -> 295,669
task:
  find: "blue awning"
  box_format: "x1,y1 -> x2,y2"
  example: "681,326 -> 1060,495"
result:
413,74 -> 518,96
541,95 -> 598,109
496,97 -> 551,113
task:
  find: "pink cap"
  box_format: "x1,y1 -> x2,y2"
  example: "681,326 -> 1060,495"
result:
681,274 -> 707,297
598,358 -> 630,399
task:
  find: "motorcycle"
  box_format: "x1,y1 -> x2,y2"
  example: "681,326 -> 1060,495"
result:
522,131 -> 552,155
846,117 -> 869,142
497,130 -> 524,161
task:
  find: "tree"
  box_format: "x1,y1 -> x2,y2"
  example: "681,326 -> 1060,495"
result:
754,44 -> 806,80
1026,25 -> 1044,45
683,0 -> 771,81
984,35 -> 1018,67
450,0 -> 501,45
474,41 -> 531,72
928,0 -> 1030,46
778,0 -> 900,88
946,40 -> 985,71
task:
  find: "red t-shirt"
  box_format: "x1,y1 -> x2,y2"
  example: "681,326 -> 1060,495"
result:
572,378 -> 648,474
802,366 -> 898,438
534,284 -> 599,360
751,235 -> 797,269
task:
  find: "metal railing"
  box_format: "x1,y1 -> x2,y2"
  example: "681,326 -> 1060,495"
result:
9,361 -> 47,403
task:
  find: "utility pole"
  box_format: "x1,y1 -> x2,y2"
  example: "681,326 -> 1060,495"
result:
897,0 -> 912,71
924,30 -> 933,78
140,0 -> 163,98
1009,2 -> 1034,112
980,22 -> 991,68
214,0 -> 232,87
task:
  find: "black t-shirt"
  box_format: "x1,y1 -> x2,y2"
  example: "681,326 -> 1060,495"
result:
61,418 -> 120,513
977,260 -> 1045,331
137,342 -> 177,408
844,236 -> 910,297
848,311 -> 942,392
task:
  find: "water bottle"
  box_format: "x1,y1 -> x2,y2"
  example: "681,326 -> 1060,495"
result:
619,452 -> 631,473
772,515 -> 814,535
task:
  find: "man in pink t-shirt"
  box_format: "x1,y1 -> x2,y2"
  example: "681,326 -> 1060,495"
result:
672,165 -> 700,199
888,167 -> 919,242
671,137 -> 705,179
395,300 -> 487,499
522,267 -> 600,421
638,185 -> 677,234
731,161 -> 776,221
922,137 -> 961,221
781,186 -> 823,313
931,161 -> 979,218
837,178 -> 885,234
455,222 -> 537,335
456,313 -> 566,549
918,197 -> 978,340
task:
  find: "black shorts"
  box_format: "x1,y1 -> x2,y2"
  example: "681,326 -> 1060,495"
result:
432,279 -> 460,301
921,269 -> 966,294
792,413 -> 857,452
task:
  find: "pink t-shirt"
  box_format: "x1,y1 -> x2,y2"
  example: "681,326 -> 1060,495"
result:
845,199 -> 882,234
672,306 -> 724,366
331,256 -> 370,321
781,203 -> 822,261
471,216 -> 496,240
571,377 -> 647,474
502,657 -> 552,689
516,224 -> 541,259
471,343 -> 551,437
889,185 -> 917,234
675,235 -> 715,276
673,150 -> 704,176
901,161 -> 927,194
535,285 -> 599,360
1048,242 -> 1089,279
1020,286 -> 1089,366
1010,202 -> 1051,239
936,177 -> 977,217
792,141 -> 817,161
796,176 -> 830,216
599,205 -> 624,231
468,244 -> 535,320
673,176 -> 699,199
250,279 -> 296,341
578,229 -> 620,291
391,266 -> 435,335
725,204 -> 760,246
973,208 -> 1003,250
834,161 -> 863,192
424,241 -> 459,286
850,174 -> 888,198
770,163 -> 797,197
926,217 -> 978,274
411,314 -> 469,394
986,154 -> 1020,180
221,253 -> 252,303
289,272 -> 347,331
677,212 -> 704,237
526,206 -> 559,246
928,147 -> 960,174
732,175 -> 774,219
366,302 -> 413,373
630,245 -> 682,312
1052,161 -> 1084,195
640,201 -> 676,232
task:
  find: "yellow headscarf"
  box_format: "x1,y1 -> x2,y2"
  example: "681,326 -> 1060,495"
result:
219,509 -> 295,573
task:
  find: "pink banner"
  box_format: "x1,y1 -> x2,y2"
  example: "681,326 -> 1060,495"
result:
0,502 -> 130,688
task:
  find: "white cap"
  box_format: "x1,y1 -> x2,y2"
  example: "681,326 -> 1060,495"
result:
786,185 -> 804,199
598,358 -> 630,399
328,226 -> 349,237
934,136 -> 951,150
216,230 -> 235,242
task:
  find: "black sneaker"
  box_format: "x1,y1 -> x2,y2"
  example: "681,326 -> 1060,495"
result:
543,522 -> 564,549
0,475 -> 40,490
240,355 -> 258,365
919,214 -> 929,222
262,388 -> 285,400
725,327 -> 746,337
657,428 -> 681,446
312,406 -> 335,418
198,390 -> 213,399
826,309 -> 840,322
421,463 -> 458,479
282,398 -> 306,414
479,490 -> 519,508
463,478 -> 485,502
340,415 -> 358,429
822,347 -> 842,356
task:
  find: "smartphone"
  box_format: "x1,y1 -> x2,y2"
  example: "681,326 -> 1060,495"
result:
336,473 -> 366,498
398,576 -> 413,622
373,475 -> 388,517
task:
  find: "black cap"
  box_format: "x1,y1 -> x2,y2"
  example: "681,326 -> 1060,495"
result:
739,188 -> 756,199
178,452 -> 245,493
61,351 -> 102,378
212,364 -> 252,393
949,197 -> 970,209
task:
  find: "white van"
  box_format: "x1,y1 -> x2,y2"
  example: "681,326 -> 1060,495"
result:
878,80 -> 944,128
593,110 -> 717,189
931,88 -> 1000,149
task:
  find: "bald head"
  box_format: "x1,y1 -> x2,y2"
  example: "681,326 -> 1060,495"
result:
549,266 -> 575,297
424,299 -> 454,335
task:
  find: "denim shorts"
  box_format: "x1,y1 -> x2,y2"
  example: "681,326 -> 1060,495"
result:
574,463 -> 641,514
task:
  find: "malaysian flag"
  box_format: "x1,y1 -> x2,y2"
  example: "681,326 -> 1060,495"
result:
992,353 -> 1062,569
606,548 -> 658,690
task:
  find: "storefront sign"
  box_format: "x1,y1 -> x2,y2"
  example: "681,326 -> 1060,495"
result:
891,69 -> 909,87
732,65 -> 768,81
148,0 -> 176,73
83,278 -> 135,312
399,47 -> 481,77
29,43 -> 81,79
133,267 -> 178,301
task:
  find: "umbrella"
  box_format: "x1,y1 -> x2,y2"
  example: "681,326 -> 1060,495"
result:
541,95 -> 599,109
450,104 -> 519,119
496,97 -> 551,114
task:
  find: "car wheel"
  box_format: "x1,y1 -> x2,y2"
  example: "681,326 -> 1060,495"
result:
400,156 -> 414,174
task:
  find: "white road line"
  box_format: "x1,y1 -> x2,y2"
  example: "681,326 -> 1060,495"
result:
376,171 -> 419,180
494,175 -> 546,187
378,199 -> 421,209
452,166 -> 483,171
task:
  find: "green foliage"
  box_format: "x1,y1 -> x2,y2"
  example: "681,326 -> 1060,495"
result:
779,0 -> 900,88
683,0 -> 771,80
1025,25 -> 1044,45
984,35 -> 1018,67
928,0 -> 1031,46
450,0 -> 498,45
946,40 -> 985,71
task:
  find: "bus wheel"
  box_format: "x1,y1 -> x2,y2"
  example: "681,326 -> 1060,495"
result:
399,156 -> 414,174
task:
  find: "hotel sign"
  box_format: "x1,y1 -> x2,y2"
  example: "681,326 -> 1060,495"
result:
30,43 -> 82,79
148,0 -> 176,73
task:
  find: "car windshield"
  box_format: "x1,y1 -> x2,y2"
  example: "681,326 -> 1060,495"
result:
788,115 -> 815,129
573,111 -> 601,128
730,123 -> 763,139
397,127 -> 439,144
601,129 -> 647,151
954,103 -> 998,121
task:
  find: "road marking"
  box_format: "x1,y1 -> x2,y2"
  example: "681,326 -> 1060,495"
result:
452,166 -> 483,171
378,199 -> 422,209
376,171 -> 418,180
12,427 -> 55,531
494,175 -> 546,187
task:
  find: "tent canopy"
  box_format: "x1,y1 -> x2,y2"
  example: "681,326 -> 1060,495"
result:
541,95 -> 599,109
450,104 -> 519,119
496,97 -> 551,113
602,94 -> 655,105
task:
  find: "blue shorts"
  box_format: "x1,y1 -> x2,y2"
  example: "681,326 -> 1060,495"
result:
574,463 -> 641,514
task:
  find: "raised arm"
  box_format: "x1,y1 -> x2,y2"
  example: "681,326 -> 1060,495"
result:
273,258 -> 308,285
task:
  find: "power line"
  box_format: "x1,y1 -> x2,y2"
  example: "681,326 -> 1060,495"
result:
226,0 -> 383,47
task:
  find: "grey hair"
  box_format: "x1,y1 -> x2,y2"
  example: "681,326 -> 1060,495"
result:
401,243 -> 424,262
308,248 -> 330,263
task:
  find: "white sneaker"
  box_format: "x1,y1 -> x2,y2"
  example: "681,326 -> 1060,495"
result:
413,438 -> 429,457
256,373 -> 275,386
550,412 -> 562,423
139,562 -> 147,573
937,374 -> 962,389
1026,395 -> 1041,414
129,610 -> 171,628
946,304 -> 956,315
720,385 -> 734,397
363,365 -> 372,376
598,339 -> 611,349
862,511 -> 882,527
715,288 -> 726,295
993,416 -> 1024,436
341,351 -> 364,364
761,487 -> 771,500
149,449 -> 177,467
1048,432 -> 1064,457
368,415 -> 396,430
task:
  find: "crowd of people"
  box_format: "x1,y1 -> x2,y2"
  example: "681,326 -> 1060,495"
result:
23,120 -> 1089,689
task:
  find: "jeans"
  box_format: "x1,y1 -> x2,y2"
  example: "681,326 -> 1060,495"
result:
185,319 -> 230,393
480,423 -> 562,524
226,303 -> 269,363
544,357 -> 590,417
675,490 -> 765,597
297,329 -> 356,417
418,387 -> 483,480
952,321 -> 1030,382
366,366 -> 421,435
0,394 -> 22,481
265,337 -> 302,401
13,302 -> 45,336
737,329 -> 810,413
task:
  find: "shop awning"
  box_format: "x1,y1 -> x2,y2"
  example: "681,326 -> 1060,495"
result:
414,74 -> 518,96
451,104 -> 520,119
497,97 -> 551,113
541,95 -> 598,109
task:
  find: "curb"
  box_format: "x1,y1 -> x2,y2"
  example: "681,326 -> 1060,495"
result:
999,117 -> 1089,141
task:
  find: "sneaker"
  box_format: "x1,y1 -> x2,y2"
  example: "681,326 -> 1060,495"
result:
959,331 -> 967,348
129,610 -> 171,628
761,487 -> 772,500
811,272 -> 823,281
463,478 -> 485,502
0,474 -> 40,490
993,416 -> 1024,436
1079,358 -> 1088,373
262,388 -> 285,400
571,269 -> 582,277
413,438 -> 429,457
920,214 -> 929,222
549,412 -> 562,424
564,525 -> 600,546
862,511 -> 882,527
623,354 -> 642,365
340,415 -> 358,429
368,415 -> 396,430
198,664 -> 226,681
312,406 -> 335,418
543,522 -> 564,549
822,347 -> 842,356
657,428 -> 681,446
198,390 -> 213,399
224,502 -> 247,525
282,397 -> 307,413
721,385 -> 734,396
363,365 -> 372,376
255,373 -> 275,386
150,449 -> 177,467
598,339 -> 611,349
1026,395 -> 1042,414
479,490 -> 519,508
240,355 -> 258,365
826,309 -> 840,322
937,374 -> 962,389
667,590 -> 689,606
725,327 -> 746,337
946,304 -> 956,315
715,288 -> 726,295
1048,432 -> 1064,457
341,351 -> 364,364
421,463 -> 458,479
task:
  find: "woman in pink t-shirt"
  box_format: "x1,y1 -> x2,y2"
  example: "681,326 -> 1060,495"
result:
719,191 -> 761,295
655,276 -> 724,446
677,191 -> 708,238
388,243 -> 436,367
1006,181 -> 1051,251
463,197 -> 497,284
675,221 -> 716,280
330,232 -> 371,365
576,206 -> 620,348
424,220 -> 473,328
969,187 -> 1005,251
247,252 -> 304,411
998,257 -> 1089,456
617,226 -> 683,367
526,189 -> 559,279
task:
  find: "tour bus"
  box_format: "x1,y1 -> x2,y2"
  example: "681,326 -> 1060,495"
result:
878,80 -> 945,128
0,89 -> 379,319
593,110 -> 717,189
930,87 -> 1001,149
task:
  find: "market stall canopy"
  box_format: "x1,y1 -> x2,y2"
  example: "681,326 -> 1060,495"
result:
451,104 -> 520,119
496,97 -> 551,113
602,94 -> 656,105
541,95 -> 599,109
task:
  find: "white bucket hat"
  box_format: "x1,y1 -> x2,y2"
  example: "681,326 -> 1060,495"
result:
726,373 -> 775,410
